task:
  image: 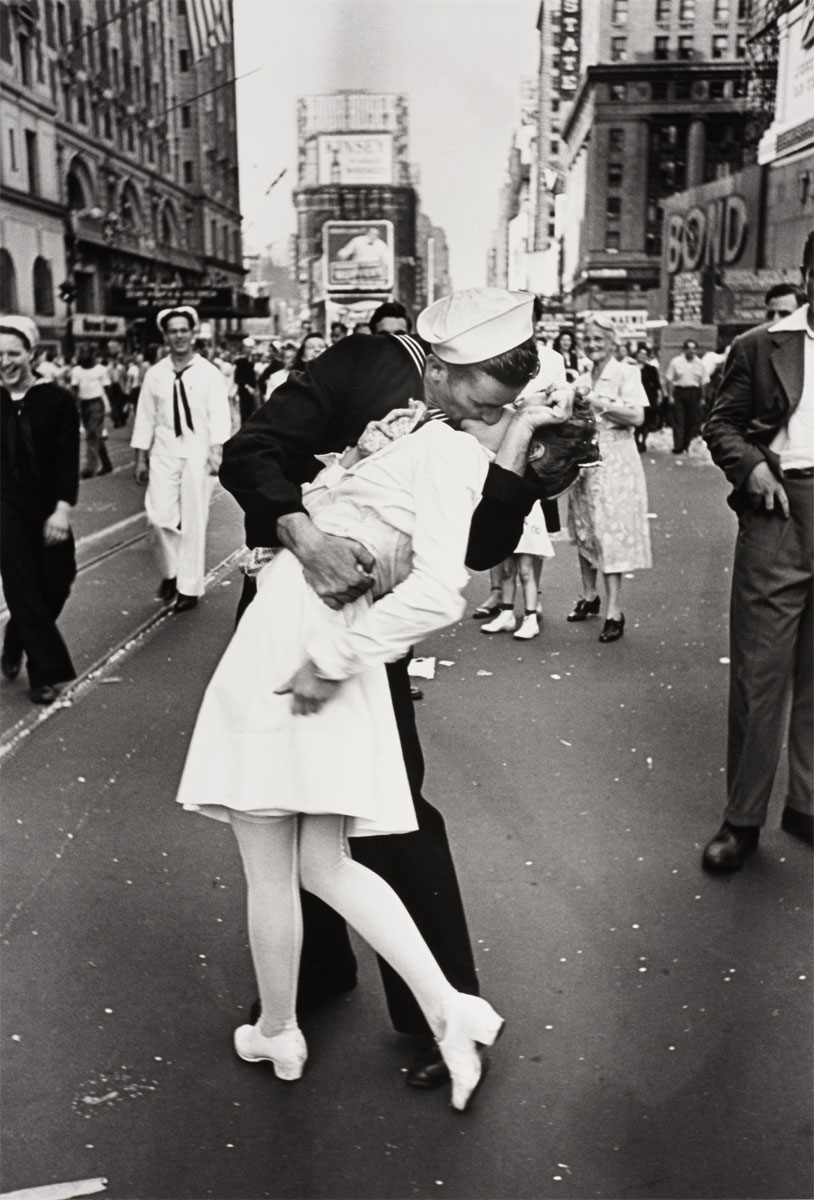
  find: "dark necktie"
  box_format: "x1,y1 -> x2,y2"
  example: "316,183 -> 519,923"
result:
173,366 -> 194,437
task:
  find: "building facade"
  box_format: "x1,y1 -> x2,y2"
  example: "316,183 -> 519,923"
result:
556,0 -> 762,328
0,0 -> 247,349
293,91 -> 423,330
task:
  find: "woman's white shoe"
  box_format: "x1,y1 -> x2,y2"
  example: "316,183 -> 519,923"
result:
438,993 -> 505,1111
513,614 -> 540,640
233,1022 -> 308,1081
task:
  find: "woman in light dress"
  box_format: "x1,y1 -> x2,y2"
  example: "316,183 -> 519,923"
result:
566,315 -> 652,643
176,378 -> 598,1110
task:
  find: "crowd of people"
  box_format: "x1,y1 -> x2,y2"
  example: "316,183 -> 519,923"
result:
1,245 -> 811,1113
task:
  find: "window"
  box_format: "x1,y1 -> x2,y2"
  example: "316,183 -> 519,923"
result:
679,0 -> 695,18
179,48 -> 189,72
611,36 -> 627,61
112,47 -> 120,87
103,106 -> 112,140
674,78 -> 692,98
77,85 -> 87,124
737,0 -> 751,17
608,162 -> 624,186
652,79 -> 670,99
678,34 -> 694,58
8,128 -> 17,172
32,256 -> 54,316
547,221 -> 556,239
210,219 -> 217,254
183,160 -> 193,184
605,230 -> 621,251
736,33 -> 747,56
712,33 -> 728,58
550,139 -> 559,154
606,195 -> 622,217
654,35 -> 669,59
609,127 -> 625,153
610,82 -> 627,101
18,35 -> 31,86
44,2 -> 56,47
181,105 -> 192,129
0,249 -> 18,311
57,3 -> 67,44
714,0 -> 730,18
612,0 -> 628,22
655,0 -> 671,18
86,27 -> 95,70
0,4 -> 12,63
24,130 -> 39,194
710,79 -> 727,98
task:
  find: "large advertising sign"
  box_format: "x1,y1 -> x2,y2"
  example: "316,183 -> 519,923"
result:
317,134 -> 394,185
324,220 -> 394,293
558,0 -> 582,97
301,93 -> 401,135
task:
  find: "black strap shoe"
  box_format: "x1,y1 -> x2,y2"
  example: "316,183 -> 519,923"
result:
566,596 -> 601,622
598,615 -> 625,643
701,822 -> 760,873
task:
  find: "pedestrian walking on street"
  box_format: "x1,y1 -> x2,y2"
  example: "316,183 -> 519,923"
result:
665,339 -> 709,455
0,316 -> 79,704
178,315 -> 598,1106
634,344 -> 663,453
700,232 -> 814,873
130,306 -> 231,612
220,288 -> 555,1091
480,338 -> 567,640
566,314 -> 652,643
70,346 -> 113,477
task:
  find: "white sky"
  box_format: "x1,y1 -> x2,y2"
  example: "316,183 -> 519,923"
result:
232,0 -> 540,289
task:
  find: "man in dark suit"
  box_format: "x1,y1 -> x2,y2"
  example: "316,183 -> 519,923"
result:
701,232 -> 814,872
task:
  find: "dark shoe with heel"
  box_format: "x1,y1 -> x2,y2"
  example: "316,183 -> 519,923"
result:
598,615 -> 625,643
406,1037 -> 450,1090
702,822 -> 760,873
567,596 -> 600,622
1,653 -> 22,681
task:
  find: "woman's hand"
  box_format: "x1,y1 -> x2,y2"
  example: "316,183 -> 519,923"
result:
274,660 -> 341,715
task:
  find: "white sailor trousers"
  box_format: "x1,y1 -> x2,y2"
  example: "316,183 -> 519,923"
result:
145,449 -> 213,597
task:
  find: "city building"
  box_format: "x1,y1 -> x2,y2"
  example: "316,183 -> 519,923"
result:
0,0 -> 249,351
555,0 -> 763,333
656,0 -> 813,349
293,91 -> 426,331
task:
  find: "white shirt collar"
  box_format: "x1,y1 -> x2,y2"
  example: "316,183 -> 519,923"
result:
768,304 -> 811,334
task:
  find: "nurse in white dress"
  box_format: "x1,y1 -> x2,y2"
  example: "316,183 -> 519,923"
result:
176,289 -> 586,1111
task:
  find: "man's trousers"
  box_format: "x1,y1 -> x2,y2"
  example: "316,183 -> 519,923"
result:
0,509 -> 76,688
671,386 -> 703,453
725,475 -> 813,827
145,455 -> 213,597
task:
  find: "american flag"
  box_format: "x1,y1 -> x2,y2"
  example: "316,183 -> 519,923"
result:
184,0 -> 232,63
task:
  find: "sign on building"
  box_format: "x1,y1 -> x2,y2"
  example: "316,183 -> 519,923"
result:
324,220 -> 394,292
317,134 -> 394,185
581,309 -> 649,340
558,0 -> 582,97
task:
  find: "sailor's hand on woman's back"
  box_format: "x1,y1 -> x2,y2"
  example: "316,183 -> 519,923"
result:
277,513 -> 375,610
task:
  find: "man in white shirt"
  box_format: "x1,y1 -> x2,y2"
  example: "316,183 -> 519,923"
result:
665,339 -> 709,454
70,348 -> 113,477
701,232 -> 814,871
131,307 -> 231,612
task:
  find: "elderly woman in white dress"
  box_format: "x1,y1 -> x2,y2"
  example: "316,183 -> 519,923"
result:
566,314 -> 652,642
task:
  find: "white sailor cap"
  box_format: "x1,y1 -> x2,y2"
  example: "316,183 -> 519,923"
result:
0,314 -> 39,350
416,288 -> 535,365
156,306 -> 200,333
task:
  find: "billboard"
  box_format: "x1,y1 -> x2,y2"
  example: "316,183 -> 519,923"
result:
317,134 -> 394,185
324,220 -> 394,292
300,93 -> 402,135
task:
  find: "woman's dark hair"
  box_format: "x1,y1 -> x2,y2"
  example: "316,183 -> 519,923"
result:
446,336 -> 539,390
552,330 -> 579,370
525,394 -> 601,499
292,332 -> 325,371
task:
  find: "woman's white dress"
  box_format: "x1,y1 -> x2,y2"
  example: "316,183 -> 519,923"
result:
176,421 -> 491,836
567,360 -> 652,574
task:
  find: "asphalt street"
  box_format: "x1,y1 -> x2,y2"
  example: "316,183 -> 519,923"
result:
1,427 -> 811,1200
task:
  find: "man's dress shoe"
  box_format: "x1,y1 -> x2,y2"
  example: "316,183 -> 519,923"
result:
174,593 -> 199,613
156,577 -> 177,602
405,1037 -> 450,1089
1,654 -> 22,681
29,683 -> 60,705
781,806 -> 813,846
702,822 -> 760,873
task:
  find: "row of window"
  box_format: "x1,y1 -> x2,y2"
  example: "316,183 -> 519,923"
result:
607,75 -> 750,100
610,31 -> 748,60
0,250 -> 55,316
613,0 -> 751,22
